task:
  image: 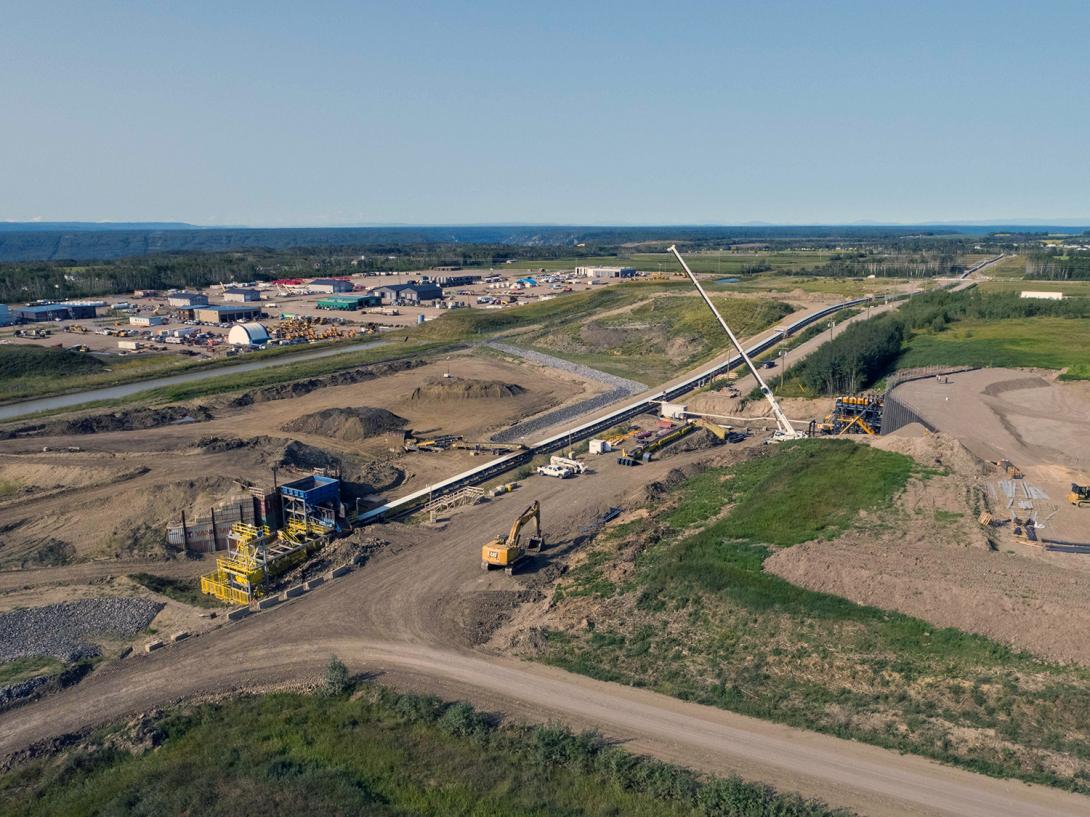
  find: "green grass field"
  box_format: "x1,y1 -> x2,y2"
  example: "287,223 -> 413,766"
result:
982,254 -> 1028,279
0,683 -> 845,817
0,655 -> 64,686
898,317 -> 1090,379
521,293 -> 792,385
628,251 -> 835,275
540,441 -> 1090,792
719,274 -> 909,297
500,251 -> 835,275
0,344 -> 104,380
978,279 -> 1090,297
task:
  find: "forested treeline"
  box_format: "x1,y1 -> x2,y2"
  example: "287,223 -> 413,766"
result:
789,289 -> 1090,394
791,248 -> 968,279
0,244 -> 616,303
1025,250 -> 1090,280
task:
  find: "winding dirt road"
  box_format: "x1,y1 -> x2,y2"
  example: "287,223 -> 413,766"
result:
2,451 -> 1088,817
3,294 -> 1087,816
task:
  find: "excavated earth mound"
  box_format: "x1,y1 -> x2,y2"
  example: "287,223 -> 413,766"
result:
409,377 -> 525,401
281,407 -> 407,442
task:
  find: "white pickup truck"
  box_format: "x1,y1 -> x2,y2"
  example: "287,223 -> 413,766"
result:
536,464 -> 574,479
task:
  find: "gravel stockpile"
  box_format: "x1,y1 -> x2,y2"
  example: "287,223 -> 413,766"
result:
484,342 -> 646,444
484,342 -> 646,394
0,597 -> 164,663
410,377 -> 525,401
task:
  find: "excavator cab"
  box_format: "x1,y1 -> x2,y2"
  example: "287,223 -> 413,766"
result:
482,500 -> 544,574
1069,483 -> 1090,508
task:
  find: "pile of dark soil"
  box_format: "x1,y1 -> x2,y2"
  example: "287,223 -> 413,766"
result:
227,359 -> 425,407
409,377 -> 525,401
1,406 -> 214,439
282,407 -> 407,442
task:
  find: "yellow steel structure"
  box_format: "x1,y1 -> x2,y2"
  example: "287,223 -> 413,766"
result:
200,520 -> 327,604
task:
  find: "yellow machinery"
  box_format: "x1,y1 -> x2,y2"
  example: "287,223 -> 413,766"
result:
690,416 -> 728,440
996,459 -> 1024,479
200,519 -> 327,604
1069,483 -> 1090,508
481,500 -> 544,575
606,426 -> 640,448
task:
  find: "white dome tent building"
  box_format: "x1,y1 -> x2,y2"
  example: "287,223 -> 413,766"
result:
227,322 -> 269,347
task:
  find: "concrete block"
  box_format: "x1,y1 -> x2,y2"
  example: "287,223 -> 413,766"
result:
170,631 -> 190,642
144,640 -> 164,653
282,585 -> 304,599
227,606 -> 251,621
330,564 -> 351,578
257,596 -> 280,610
304,577 -> 324,591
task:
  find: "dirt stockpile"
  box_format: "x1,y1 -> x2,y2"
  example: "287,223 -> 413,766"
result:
865,428 -> 988,477
282,407 -> 407,442
0,597 -> 163,663
0,406 -> 215,439
227,359 -> 426,407
410,377 -> 525,401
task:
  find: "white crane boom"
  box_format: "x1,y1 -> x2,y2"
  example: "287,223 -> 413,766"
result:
667,244 -> 803,440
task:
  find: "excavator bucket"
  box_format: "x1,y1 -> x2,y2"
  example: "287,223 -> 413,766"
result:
526,535 -> 544,553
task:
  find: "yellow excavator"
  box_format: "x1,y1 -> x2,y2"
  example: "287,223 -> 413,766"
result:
481,500 -> 544,575
1069,483 -> 1090,508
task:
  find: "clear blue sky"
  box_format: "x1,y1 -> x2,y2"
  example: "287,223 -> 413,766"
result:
2,1 -> 1088,226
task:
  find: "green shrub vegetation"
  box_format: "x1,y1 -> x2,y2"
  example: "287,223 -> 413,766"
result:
782,288 -> 1090,394
129,573 -> 225,609
540,441 -> 1090,792
0,345 -> 103,381
0,683 -> 849,817
521,293 -> 792,384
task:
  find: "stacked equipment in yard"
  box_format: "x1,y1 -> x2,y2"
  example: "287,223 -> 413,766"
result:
200,475 -> 342,603
827,395 -> 883,435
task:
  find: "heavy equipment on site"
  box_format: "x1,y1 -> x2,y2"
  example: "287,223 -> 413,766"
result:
668,245 -> 805,442
1069,483 -> 1090,508
481,500 -> 544,574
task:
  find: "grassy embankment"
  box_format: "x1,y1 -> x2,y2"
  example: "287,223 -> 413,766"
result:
540,441 -> 1090,792
514,292 -> 792,385
898,317 -> 1090,380
0,681 -> 847,817
0,334 -> 394,406
0,655 -> 64,686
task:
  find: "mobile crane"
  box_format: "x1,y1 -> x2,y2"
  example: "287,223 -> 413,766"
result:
668,245 -> 804,442
481,500 -> 544,574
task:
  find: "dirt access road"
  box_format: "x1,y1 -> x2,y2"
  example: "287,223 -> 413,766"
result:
3,445 -> 1088,817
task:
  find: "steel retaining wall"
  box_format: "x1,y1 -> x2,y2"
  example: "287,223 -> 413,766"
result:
357,296 -> 873,524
